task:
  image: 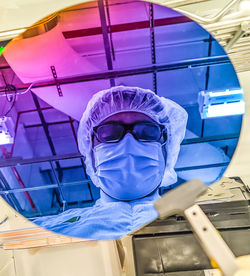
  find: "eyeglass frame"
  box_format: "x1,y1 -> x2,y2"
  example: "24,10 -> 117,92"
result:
92,121 -> 168,144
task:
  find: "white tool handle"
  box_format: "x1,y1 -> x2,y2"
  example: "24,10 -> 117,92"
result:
184,204 -> 240,276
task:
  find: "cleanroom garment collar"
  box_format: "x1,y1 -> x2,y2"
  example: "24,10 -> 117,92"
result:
97,189 -> 161,204
33,192 -> 160,240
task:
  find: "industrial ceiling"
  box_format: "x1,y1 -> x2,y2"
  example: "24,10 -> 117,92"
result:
0,0 -> 244,222
0,1 -> 249,276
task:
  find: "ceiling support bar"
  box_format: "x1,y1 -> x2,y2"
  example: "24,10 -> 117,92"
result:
98,0 -> 115,87
104,0 -> 115,61
49,161 -> 67,212
63,16 -> 192,38
201,34 -> 213,138
50,66 -> 63,97
149,3 -> 157,94
68,116 -> 94,202
31,92 -> 64,207
0,55 -> 230,93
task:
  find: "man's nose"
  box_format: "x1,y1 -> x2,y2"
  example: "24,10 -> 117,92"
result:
121,133 -> 138,152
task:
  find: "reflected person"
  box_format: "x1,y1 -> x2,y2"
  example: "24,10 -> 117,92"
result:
34,86 -> 188,240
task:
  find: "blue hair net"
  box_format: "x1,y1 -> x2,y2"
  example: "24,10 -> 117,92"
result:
78,86 -> 188,187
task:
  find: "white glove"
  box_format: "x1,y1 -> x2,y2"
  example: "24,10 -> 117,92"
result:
213,255 -> 250,276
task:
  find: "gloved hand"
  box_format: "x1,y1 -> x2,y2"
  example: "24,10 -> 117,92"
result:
213,255 -> 250,276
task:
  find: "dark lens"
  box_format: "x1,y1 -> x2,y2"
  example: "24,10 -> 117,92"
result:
133,123 -> 162,141
96,124 -> 125,142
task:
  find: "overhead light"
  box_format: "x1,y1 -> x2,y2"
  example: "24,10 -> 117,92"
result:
198,89 -> 245,118
0,117 -> 14,145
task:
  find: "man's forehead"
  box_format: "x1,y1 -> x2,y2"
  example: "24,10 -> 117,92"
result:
101,111 -> 156,124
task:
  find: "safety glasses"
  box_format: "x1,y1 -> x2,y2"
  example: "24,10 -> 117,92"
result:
93,121 -> 167,143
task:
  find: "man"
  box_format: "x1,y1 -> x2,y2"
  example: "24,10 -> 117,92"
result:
34,86 -> 188,240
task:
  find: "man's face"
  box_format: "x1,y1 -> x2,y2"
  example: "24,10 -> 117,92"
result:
91,111 -> 167,200
92,111 -> 167,162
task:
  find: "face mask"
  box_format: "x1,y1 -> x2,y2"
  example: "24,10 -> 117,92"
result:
93,133 -> 165,201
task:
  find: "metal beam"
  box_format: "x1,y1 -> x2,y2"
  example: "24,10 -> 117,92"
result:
201,34 -> 213,138
31,94 -> 62,170
181,133 -> 239,145
0,179 -> 91,194
31,92 -> 64,206
47,170 -> 61,209
98,0 -> 115,87
104,0 -> 115,61
19,107 -> 53,114
0,153 -> 82,168
68,116 -> 94,201
49,161 -> 66,212
175,162 -> 230,172
24,120 -> 72,128
63,16 -> 193,38
0,55 -> 231,93
31,93 -> 59,158
149,3 -> 157,94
